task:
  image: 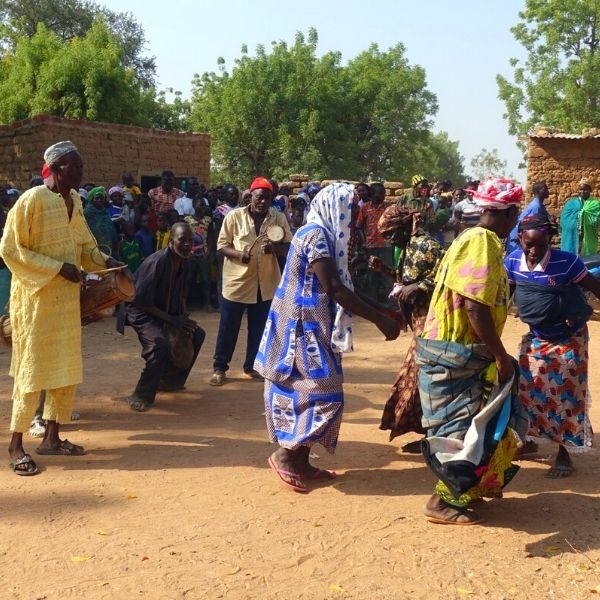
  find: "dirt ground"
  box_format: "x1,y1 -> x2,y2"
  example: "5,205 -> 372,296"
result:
1,313 -> 600,599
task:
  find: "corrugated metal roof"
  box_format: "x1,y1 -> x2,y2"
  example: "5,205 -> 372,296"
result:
529,131 -> 600,139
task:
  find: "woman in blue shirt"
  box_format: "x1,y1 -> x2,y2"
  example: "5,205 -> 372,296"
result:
505,216 -> 600,478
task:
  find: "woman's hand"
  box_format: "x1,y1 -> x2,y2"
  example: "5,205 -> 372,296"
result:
398,283 -> 419,303
376,314 -> 401,341
496,352 -> 515,384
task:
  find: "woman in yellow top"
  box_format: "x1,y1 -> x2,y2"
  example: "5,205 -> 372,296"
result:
0,141 -> 120,476
416,178 -> 528,525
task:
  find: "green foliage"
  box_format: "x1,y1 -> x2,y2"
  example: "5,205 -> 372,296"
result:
469,147 -> 513,181
411,131 -> 466,187
497,0 -> 600,153
191,29 -> 454,184
0,0 -> 156,86
0,21 -> 147,124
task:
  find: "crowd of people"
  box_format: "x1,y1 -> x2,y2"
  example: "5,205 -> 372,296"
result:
1,140 -> 599,528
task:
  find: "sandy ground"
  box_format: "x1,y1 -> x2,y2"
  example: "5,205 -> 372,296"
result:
1,313 -> 600,599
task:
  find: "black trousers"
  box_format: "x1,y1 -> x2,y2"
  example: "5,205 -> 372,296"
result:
129,313 -> 205,404
212,297 -> 271,373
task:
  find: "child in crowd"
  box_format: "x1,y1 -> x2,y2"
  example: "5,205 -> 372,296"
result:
119,223 -> 142,272
135,213 -> 154,259
155,212 -> 171,251
122,172 -> 141,205
138,195 -> 158,231
289,198 -> 305,234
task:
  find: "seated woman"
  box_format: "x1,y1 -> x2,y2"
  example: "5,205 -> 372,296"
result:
369,205 -> 444,451
505,216 -> 600,478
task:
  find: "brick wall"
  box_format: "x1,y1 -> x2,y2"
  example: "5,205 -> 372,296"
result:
527,132 -> 600,217
285,174 -> 407,203
0,115 -> 211,191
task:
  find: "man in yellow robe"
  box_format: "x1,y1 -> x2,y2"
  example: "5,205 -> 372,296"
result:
0,141 -> 117,475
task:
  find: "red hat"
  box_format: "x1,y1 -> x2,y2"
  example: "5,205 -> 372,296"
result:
249,177 -> 273,192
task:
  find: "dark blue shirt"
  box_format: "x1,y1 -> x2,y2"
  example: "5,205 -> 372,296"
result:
135,229 -> 154,258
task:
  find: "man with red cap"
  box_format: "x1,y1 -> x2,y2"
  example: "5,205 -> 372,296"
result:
210,177 -> 292,386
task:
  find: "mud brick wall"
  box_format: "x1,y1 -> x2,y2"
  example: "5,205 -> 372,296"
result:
0,115 -> 210,190
527,135 -> 600,217
286,174 -> 406,203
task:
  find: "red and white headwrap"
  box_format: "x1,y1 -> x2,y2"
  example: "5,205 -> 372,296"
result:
473,177 -> 523,210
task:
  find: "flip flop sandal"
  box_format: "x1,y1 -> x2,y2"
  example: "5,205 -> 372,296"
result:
267,456 -> 307,493
545,464 -> 575,478
10,453 -> 39,476
129,397 -> 151,412
304,468 -> 337,480
28,416 -> 46,438
36,439 -> 85,456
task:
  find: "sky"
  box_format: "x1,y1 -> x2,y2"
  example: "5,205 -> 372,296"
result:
103,0 -> 528,182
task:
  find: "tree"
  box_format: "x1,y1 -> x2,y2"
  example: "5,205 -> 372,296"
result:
190,29 -> 440,185
0,0 -> 156,86
411,131 -> 466,186
497,0 -> 600,154
0,21 -> 151,125
345,43 -> 438,180
469,148 -> 512,181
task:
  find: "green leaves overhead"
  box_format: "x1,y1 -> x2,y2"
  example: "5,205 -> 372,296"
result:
497,0 -> 600,154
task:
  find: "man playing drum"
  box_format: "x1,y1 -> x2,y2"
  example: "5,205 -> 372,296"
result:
0,141 -> 120,475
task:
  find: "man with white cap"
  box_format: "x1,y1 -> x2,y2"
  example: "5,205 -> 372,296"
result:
0,141 -> 119,475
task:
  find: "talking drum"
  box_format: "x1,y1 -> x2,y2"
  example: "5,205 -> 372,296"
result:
80,269 -> 135,324
0,269 -> 135,346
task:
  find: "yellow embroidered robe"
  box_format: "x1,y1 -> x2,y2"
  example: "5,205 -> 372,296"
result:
0,185 -> 103,397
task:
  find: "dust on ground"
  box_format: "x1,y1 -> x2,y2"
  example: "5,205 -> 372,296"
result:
1,313 -> 600,599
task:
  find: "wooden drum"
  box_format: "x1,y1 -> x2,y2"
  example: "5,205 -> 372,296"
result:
80,269 -> 135,323
0,269 -> 135,346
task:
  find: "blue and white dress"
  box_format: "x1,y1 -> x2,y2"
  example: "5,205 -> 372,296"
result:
255,183 -> 355,452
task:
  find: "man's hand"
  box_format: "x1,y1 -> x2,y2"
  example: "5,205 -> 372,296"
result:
239,249 -> 251,264
261,241 -> 273,255
59,263 -> 82,283
399,283 -> 419,303
170,314 -> 198,336
106,257 -> 125,269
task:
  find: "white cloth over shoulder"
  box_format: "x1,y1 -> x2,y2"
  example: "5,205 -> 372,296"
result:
306,182 -> 355,353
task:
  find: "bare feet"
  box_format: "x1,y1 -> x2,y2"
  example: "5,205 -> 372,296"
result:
422,494 -> 482,525
546,445 -> 574,478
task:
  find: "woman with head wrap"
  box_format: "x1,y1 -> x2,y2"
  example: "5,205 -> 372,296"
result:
369,204 -> 444,450
83,186 -> 118,256
559,180 -> 596,255
416,177 -> 528,525
254,183 -> 401,493
505,216 -> 600,478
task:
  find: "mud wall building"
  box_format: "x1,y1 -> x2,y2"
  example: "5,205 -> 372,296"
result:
527,128 -> 600,216
0,115 -> 211,191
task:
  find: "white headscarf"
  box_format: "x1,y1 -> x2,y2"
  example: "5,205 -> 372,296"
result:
43,140 -> 79,167
306,182 -> 355,353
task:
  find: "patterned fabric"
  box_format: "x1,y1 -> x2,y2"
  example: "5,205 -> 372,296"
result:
400,231 -> 444,297
148,186 -> 184,214
306,183 -> 355,353
357,201 -> 386,248
435,434 -> 519,507
83,203 -> 117,255
0,185 -> 106,398
255,224 -> 345,452
380,312 -> 426,439
518,326 -> 592,451
416,337 -> 526,500
422,226 -> 509,347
